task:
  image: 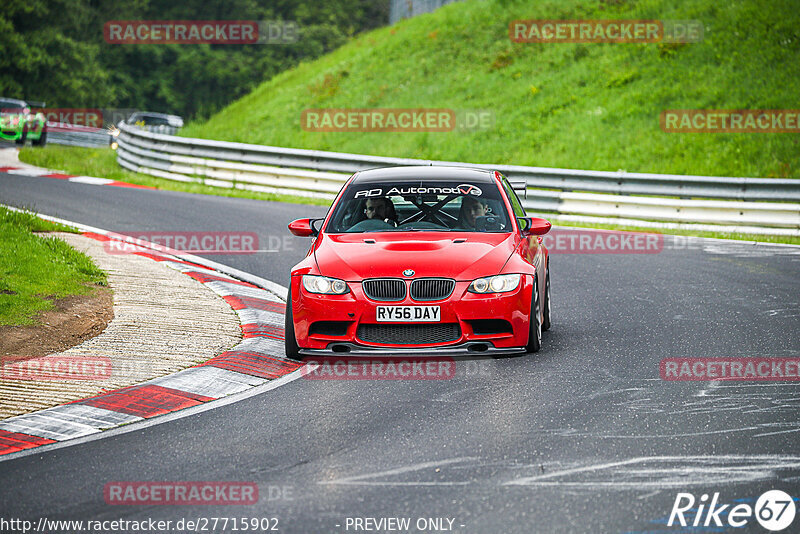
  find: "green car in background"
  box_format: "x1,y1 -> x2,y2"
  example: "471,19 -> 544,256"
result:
0,98 -> 47,146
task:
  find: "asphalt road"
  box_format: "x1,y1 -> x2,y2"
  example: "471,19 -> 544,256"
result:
1,172 -> 799,533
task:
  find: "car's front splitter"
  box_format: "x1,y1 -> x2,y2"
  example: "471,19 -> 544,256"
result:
298,341 -> 525,357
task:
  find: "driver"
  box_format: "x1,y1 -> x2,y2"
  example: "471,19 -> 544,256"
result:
458,196 -> 489,229
364,197 -> 397,225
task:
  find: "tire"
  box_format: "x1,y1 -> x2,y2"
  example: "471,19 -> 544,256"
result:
525,274 -> 542,353
284,285 -> 302,361
32,129 -> 46,147
15,130 -> 26,146
542,262 -> 551,332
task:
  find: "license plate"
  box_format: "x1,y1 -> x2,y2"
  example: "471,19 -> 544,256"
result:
376,306 -> 441,322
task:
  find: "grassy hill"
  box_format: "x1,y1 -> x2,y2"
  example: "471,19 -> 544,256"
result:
181,0 -> 799,178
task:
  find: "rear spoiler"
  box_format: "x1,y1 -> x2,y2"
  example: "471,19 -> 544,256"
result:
26,101 -> 46,108
509,180 -> 528,199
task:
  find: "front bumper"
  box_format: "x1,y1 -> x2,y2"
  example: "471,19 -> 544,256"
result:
291,275 -> 534,353
0,129 -> 22,141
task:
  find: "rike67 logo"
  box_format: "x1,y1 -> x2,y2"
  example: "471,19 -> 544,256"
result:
669,490 -> 796,531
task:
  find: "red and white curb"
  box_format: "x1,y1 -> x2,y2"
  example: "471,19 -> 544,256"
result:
0,165 -> 155,189
0,213 -> 300,457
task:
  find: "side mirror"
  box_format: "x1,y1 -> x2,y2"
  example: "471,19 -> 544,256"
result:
518,217 -> 551,236
288,218 -> 321,237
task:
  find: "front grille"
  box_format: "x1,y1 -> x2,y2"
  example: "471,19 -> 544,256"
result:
357,323 -> 461,345
363,278 -> 406,301
410,278 -> 455,301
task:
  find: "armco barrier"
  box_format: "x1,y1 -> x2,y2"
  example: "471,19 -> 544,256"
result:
47,122 -> 111,148
115,122 -> 800,234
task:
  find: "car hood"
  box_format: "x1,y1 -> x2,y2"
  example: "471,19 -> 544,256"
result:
313,232 -> 518,281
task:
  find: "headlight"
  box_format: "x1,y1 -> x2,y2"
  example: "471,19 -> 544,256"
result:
468,274 -> 520,294
302,275 -> 349,294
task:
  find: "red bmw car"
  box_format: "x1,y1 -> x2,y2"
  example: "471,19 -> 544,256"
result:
285,166 -> 552,358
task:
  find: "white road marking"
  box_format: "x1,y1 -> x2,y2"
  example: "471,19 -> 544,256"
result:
68,176 -> 114,185
319,457 -> 479,486
504,455 -> 800,488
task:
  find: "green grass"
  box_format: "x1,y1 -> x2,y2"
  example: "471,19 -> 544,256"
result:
18,146 -> 331,206
0,207 -> 108,326
182,0 -> 800,179
19,145 -> 140,183
0,207 -> 77,234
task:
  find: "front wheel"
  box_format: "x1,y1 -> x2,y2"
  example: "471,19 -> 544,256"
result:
32,129 -> 47,147
525,274 -> 542,353
284,285 -> 302,361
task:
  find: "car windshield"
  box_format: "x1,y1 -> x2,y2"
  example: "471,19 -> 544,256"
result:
129,114 -> 170,126
325,179 -> 512,233
0,100 -> 24,114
